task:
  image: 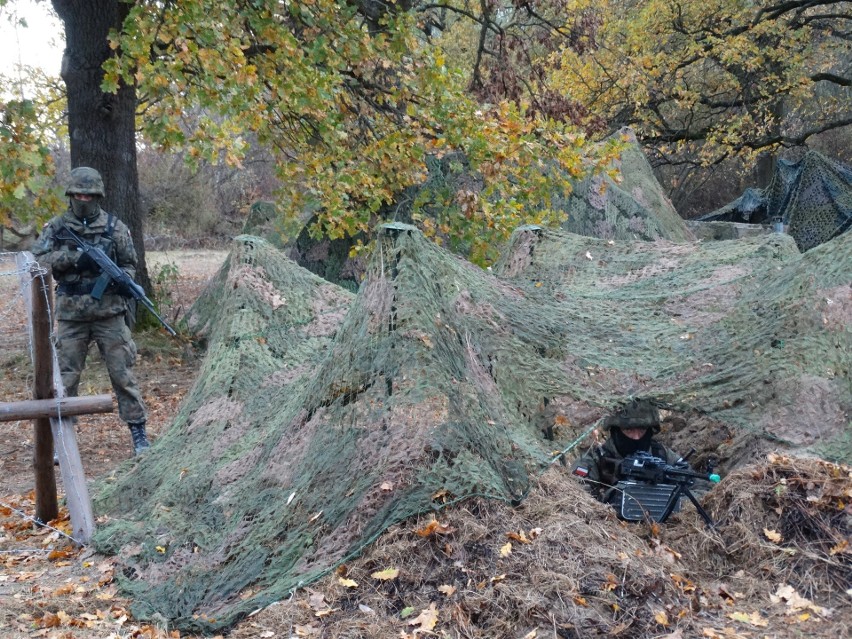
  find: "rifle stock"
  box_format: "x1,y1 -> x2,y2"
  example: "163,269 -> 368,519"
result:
56,225 -> 177,336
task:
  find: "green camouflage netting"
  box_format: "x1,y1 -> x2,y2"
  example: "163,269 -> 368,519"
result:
560,128 -> 694,242
700,151 -> 852,251
92,225 -> 850,632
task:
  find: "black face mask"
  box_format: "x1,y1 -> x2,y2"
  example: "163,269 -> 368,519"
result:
70,198 -> 99,222
612,427 -> 653,457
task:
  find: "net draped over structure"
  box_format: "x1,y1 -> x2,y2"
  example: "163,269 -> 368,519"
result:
93,224 -> 850,632
700,151 -> 852,251
560,129 -> 695,243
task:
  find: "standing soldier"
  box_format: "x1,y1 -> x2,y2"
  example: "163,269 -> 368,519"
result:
32,167 -> 150,456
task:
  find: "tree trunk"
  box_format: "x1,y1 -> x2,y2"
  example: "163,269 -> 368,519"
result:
52,0 -> 151,294
753,99 -> 786,190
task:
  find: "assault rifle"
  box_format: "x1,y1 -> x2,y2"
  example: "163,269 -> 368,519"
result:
616,450 -> 721,527
55,225 -> 177,336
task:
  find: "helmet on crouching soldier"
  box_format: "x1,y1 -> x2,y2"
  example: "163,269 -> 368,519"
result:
605,398 -> 661,434
604,398 -> 663,465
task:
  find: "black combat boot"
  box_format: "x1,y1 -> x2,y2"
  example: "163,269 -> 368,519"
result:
128,421 -> 151,456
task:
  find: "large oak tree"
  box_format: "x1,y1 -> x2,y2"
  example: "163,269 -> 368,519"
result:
549,0 -> 852,185
51,0 -> 151,289
102,0 -> 596,264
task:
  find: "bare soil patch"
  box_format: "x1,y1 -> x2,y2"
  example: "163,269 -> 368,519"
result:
0,249 -> 225,638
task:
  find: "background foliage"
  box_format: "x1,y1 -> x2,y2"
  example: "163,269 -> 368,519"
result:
1,0 -> 850,256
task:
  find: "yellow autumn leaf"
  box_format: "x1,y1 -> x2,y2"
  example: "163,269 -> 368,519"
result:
749,610 -> 769,626
798,613 -> 810,621
408,602 -> 438,631
654,610 -> 669,626
728,610 -> 768,627
155,546 -> 167,553
338,577 -> 358,588
763,528 -> 783,543
499,542 -> 512,557
371,567 -> 399,581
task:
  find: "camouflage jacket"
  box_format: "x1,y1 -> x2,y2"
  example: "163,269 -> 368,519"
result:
32,207 -> 138,321
570,436 -> 681,504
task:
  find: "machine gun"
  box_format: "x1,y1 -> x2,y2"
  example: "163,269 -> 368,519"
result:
616,450 -> 721,527
55,225 -> 177,336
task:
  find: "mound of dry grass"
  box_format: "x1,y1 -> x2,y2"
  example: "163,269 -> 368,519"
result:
669,454 -> 851,600
231,457 -> 851,639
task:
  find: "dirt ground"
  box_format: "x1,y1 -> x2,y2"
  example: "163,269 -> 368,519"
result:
0,250 -> 228,496
0,249 -> 226,638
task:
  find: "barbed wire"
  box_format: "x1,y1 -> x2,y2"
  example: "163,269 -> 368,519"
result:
0,499 -> 81,545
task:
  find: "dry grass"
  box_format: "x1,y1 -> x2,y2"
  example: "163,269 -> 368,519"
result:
232,458 -> 852,639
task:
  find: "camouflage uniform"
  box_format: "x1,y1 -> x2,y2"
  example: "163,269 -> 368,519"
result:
31,167 -> 149,455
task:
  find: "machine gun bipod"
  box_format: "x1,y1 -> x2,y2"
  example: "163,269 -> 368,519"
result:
617,450 -> 721,528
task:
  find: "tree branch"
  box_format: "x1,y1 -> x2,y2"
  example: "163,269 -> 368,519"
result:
811,72 -> 851,86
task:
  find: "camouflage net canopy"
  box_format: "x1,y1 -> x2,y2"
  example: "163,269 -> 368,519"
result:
559,128 -> 694,242
92,225 -> 850,632
700,151 -> 852,251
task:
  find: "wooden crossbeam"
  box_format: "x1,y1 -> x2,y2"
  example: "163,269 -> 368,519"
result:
0,395 -> 114,421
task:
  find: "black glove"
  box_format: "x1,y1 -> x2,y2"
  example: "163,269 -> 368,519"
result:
75,249 -> 99,273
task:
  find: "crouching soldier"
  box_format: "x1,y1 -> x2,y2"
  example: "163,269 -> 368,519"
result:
571,399 -> 681,505
32,167 -> 150,456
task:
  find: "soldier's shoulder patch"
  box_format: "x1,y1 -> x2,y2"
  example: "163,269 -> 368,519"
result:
573,466 -> 589,478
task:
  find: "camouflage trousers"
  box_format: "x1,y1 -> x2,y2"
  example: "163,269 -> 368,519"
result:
56,314 -> 147,424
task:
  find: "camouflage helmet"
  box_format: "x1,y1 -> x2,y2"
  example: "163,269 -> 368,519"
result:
605,398 -> 661,433
65,167 -> 105,197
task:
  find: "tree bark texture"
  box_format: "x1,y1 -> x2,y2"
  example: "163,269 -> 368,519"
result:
52,0 -> 151,293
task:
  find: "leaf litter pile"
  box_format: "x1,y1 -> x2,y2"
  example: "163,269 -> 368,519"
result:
232,456 -> 851,639
2,454 -> 850,638
1,221 -> 850,637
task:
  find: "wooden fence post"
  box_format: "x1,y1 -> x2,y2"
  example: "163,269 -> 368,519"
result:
30,256 -> 58,523
16,252 -> 98,544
